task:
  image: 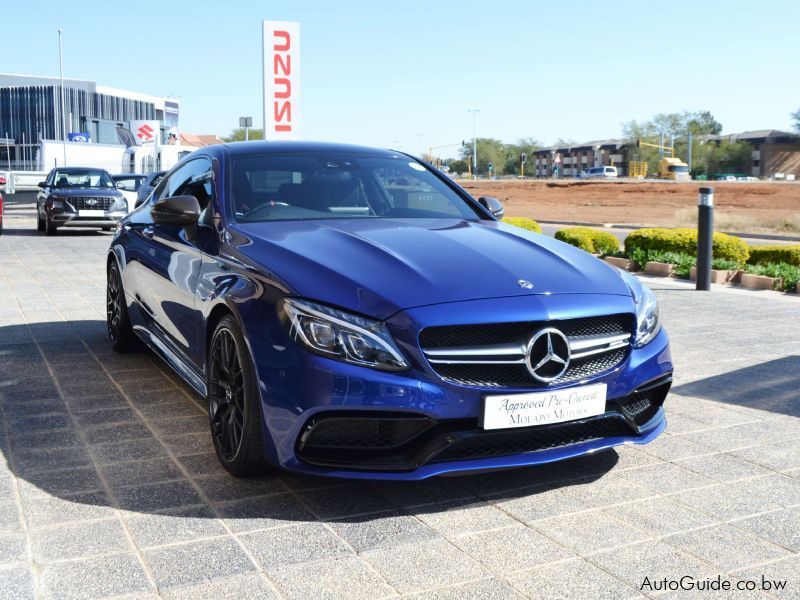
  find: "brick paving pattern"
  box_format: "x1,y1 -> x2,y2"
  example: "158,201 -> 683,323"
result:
0,222 -> 798,599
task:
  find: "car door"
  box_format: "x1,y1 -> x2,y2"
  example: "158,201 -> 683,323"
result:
126,157 -> 215,370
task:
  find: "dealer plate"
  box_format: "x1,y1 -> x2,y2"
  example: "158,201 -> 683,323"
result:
78,209 -> 105,217
482,383 -> 607,430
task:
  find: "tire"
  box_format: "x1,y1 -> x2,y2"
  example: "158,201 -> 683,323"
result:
37,211 -> 45,232
106,261 -> 138,353
207,315 -> 268,477
44,214 -> 57,236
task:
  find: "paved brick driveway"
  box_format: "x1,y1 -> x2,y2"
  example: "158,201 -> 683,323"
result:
0,220 -> 798,599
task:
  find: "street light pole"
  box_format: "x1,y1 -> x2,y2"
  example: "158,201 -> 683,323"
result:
58,28 -> 67,167
467,109 -> 479,179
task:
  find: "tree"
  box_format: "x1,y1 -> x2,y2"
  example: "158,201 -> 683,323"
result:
222,128 -> 264,142
621,110 -> 724,176
792,108 -> 800,133
687,111 -> 722,135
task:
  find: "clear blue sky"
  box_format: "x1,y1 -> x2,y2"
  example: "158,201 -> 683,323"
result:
2,0 -> 798,155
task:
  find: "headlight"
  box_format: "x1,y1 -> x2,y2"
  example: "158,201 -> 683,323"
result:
632,281 -> 661,348
48,199 -> 66,209
110,198 -> 128,213
278,298 -> 409,371
617,270 -> 661,348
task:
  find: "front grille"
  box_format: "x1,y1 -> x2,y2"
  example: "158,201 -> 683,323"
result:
434,348 -> 627,388
419,316 -> 628,349
68,197 -> 115,211
420,315 -> 633,388
432,418 -> 632,462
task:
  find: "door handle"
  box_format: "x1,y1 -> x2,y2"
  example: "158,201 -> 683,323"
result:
142,226 -> 154,239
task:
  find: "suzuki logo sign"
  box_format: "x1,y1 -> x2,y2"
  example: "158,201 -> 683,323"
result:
137,123 -> 154,141
129,120 -> 160,145
263,20 -> 300,140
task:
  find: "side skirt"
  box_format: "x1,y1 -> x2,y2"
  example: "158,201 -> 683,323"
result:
132,325 -> 207,397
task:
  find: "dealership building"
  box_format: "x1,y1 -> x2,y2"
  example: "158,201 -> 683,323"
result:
0,73 -> 180,170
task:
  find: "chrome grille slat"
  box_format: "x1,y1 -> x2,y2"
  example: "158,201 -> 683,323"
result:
419,315 -> 633,388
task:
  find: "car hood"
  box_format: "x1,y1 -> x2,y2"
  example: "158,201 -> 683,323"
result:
233,218 -> 632,319
50,188 -> 123,198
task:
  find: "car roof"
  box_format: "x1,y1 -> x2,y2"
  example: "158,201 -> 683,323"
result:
219,140 -> 400,158
111,174 -> 147,178
53,167 -> 111,173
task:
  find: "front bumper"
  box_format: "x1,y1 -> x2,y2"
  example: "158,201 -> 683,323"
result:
250,294 -> 673,480
48,201 -> 126,228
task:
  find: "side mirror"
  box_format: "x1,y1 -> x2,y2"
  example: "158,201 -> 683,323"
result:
151,195 -> 201,226
116,182 -> 126,190
478,196 -> 505,219
38,181 -> 47,189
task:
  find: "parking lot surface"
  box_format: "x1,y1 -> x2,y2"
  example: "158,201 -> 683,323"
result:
0,221 -> 798,599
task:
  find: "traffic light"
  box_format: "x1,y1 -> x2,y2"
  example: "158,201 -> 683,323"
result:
520,153 -> 527,165
488,162 -> 494,172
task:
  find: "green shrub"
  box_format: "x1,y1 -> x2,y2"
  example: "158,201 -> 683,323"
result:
624,227 -> 749,265
711,258 -> 740,271
554,229 -> 594,252
746,244 -> 800,267
554,227 -> 620,256
502,217 -> 542,234
744,262 -> 800,292
632,250 -> 695,278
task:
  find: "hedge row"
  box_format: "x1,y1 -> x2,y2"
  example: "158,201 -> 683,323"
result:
747,244 -> 800,267
502,217 -> 542,234
624,227 -> 750,265
554,227 -> 620,255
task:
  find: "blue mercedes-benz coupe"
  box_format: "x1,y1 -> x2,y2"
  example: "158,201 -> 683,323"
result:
107,141 -> 672,479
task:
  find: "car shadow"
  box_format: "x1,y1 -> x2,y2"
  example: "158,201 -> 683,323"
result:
671,355 -> 800,418
0,319 -> 619,524
0,225 -> 111,237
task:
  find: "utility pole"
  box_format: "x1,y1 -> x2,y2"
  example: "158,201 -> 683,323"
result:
687,130 -> 693,175
58,28 -> 67,167
467,109 -> 479,179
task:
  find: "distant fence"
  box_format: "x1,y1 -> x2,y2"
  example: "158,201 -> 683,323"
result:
1,171 -> 50,193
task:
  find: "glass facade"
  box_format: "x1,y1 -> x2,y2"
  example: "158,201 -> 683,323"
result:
0,85 -> 156,145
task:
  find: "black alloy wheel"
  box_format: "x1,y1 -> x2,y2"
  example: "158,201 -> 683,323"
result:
106,262 -> 137,352
207,316 -> 267,477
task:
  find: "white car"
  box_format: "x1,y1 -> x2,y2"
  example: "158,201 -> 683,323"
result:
580,166 -> 618,179
737,176 -> 758,182
111,174 -> 147,212
715,175 -> 737,182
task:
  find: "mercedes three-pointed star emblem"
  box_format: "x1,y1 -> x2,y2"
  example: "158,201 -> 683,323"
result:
525,328 -> 571,383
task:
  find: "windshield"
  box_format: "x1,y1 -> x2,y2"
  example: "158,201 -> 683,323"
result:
230,153 -> 483,222
53,169 -> 115,189
668,165 -> 689,172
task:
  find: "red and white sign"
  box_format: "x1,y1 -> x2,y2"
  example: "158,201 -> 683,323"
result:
129,120 -> 160,145
263,20 -> 300,140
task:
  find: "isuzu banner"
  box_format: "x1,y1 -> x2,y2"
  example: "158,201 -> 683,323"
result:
263,20 -> 300,140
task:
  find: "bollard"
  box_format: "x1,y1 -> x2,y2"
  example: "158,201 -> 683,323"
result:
696,187 -> 714,290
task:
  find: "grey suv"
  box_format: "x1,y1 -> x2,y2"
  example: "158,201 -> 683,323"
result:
36,167 -> 128,235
